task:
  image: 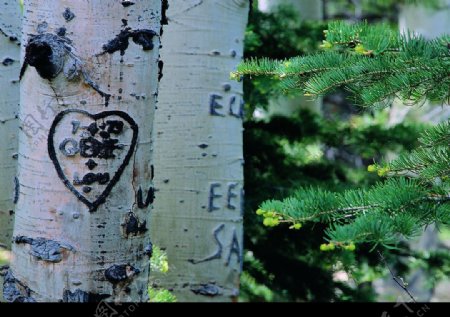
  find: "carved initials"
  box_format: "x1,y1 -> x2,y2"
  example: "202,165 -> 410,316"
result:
137,186 -> 155,209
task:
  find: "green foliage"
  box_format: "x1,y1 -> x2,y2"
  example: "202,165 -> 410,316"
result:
257,121 -> 450,249
234,21 -> 450,108
150,245 -> 169,274
148,288 -> 177,303
148,246 -> 176,302
241,4 -> 450,302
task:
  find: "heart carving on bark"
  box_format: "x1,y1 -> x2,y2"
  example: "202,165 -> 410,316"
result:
48,109 -> 138,212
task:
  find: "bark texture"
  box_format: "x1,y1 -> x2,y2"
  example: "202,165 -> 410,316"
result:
150,0 -> 249,302
0,1 -> 21,250
7,0 -> 161,302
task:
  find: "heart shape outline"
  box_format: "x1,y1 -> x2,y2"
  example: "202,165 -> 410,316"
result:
48,109 -> 139,212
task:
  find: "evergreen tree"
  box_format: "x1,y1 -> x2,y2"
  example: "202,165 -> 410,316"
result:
235,21 -> 449,251
239,5 -> 449,301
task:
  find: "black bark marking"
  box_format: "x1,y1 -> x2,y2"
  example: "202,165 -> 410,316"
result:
2,58 -> 14,66
57,27 -> 67,37
105,264 -> 140,284
48,110 -> 138,212
158,60 -> 164,81
190,284 -> 220,297
229,96 -> 245,119
121,1 -> 135,7
226,182 -> 238,210
208,183 -> 221,212
0,27 -> 19,43
62,8 -> 76,22
2,270 -> 36,302
209,94 -> 225,117
222,83 -> 231,92
188,224 -> 224,264
161,0 -> 169,25
62,289 -> 110,303
137,186 -> 154,209
13,176 -> 19,204
101,28 -> 157,56
14,236 -> 75,263
122,212 -> 147,237
225,228 -> 242,267
85,159 -> 98,170
73,172 -> 110,186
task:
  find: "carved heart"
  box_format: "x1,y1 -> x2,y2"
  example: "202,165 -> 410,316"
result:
48,110 -> 138,212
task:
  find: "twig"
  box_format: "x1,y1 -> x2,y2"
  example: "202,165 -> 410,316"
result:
377,250 -> 417,303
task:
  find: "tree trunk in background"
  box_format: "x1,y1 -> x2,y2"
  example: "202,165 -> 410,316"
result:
0,2 -> 21,251
6,0 -> 161,302
258,0 -> 323,117
258,0 -> 323,19
150,0 -> 249,302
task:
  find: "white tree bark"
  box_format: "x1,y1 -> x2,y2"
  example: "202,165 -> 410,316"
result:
0,1 -> 21,250
259,0 -> 323,117
150,0 -> 249,302
6,0 -> 161,302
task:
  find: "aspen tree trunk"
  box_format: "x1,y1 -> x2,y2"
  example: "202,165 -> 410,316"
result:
150,0 -> 249,302
258,0 -> 323,117
0,1 -> 21,250
5,0 -> 161,302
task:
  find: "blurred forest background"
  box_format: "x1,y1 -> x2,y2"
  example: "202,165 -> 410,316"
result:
239,0 -> 450,302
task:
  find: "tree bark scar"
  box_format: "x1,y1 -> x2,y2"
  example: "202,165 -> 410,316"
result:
62,289 -> 110,302
158,60 -> 164,82
101,28 -> 157,56
121,1 -> 135,7
122,212 -> 148,237
20,33 -> 112,107
14,236 -> 75,263
136,187 -> 155,209
22,33 -> 68,80
105,264 -> 140,284
2,270 -> 36,302
190,284 -> 221,297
